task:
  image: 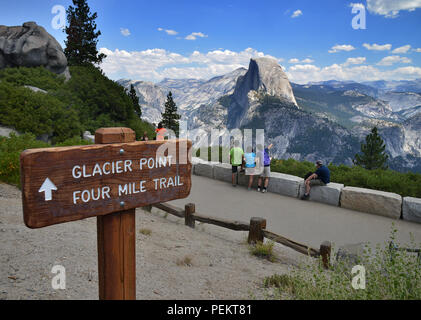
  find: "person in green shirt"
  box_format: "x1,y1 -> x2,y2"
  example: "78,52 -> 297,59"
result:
230,140 -> 244,187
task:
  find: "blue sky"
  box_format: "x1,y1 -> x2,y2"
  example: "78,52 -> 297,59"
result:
2,0 -> 421,83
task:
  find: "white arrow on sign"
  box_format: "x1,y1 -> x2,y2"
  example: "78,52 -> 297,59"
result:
38,178 -> 57,201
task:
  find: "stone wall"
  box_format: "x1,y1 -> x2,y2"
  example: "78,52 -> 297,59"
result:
190,158 -> 421,224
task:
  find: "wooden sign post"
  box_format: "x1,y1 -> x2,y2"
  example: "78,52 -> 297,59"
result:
20,127 -> 192,300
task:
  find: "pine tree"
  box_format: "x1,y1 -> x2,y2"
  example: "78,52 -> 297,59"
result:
64,0 -> 106,66
128,84 -> 141,117
161,91 -> 181,136
353,127 -> 389,170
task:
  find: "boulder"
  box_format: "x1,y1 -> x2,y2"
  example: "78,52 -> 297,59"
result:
83,131 -> 95,143
402,197 -> 421,224
267,172 -> 302,198
0,22 -> 70,79
193,161 -> 217,178
213,163 -> 233,183
340,187 -> 402,219
299,182 -> 344,206
24,85 -> 47,94
0,126 -> 20,137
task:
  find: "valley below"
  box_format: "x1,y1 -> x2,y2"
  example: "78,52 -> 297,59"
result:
119,58 -> 421,173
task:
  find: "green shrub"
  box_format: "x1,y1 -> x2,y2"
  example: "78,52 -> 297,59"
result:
270,158 -> 421,198
249,241 -> 276,262
0,66 -> 155,143
55,136 -> 93,147
0,66 -> 64,91
0,133 -> 49,186
0,133 -> 93,187
194,148 -> 421,197
269,229 -> 421,300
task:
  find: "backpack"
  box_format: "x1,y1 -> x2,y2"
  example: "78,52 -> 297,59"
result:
263,149 -> 271,166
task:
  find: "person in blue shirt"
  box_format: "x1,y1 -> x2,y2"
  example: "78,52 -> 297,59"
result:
244,146 -> 257,190
301,160 -> 330,200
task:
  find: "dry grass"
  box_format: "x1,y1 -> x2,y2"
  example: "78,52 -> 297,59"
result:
249,241 -> 276,262
176,255 -> 193,267
139,228 -> 152,236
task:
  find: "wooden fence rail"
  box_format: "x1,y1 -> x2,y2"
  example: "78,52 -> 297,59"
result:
149,202 -> 331,269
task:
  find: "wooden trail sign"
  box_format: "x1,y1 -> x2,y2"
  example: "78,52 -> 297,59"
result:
20,127 -> 192,299
21,134 -> 192,229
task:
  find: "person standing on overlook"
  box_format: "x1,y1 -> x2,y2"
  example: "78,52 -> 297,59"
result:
230,140 -> 244,187
257,143 -> 273,193
140,131 -> 149,141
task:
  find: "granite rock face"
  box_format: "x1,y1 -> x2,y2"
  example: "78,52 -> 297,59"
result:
402,197 -> 421,224
232,57 -> 297,109
299,182 -> 344,206
0,126 -> 20,137
340,187 -> 402,219
0,22 -> 69,79
83,131 -> 95,143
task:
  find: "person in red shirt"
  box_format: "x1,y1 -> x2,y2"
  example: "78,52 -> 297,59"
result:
155,122 -> 167,141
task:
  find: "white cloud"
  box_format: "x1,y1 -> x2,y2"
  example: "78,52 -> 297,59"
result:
377,55 -> 412,66
291,10 -> 303,18
165,30 -> 178,35
343,57 -> 366,66
392,45 -> 411,54
289,58 -> 314,64
328,44 -> 356,53
363,43 -> 392,51
157,28 -> 178,35
99,46 -> 421,85
185,32 -> 208,40
414,48 -> 421,52
286,63 -> 421,84
99,47 -> 280,82
366,0 -> 421,18
350,3 -> 366,9
301,58 -> 314,63
120,28 -> 130,37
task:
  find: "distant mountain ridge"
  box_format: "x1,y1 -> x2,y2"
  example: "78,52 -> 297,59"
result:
117,61 -> 421,172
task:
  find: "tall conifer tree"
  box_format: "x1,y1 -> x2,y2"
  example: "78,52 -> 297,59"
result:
354,127 -> 389,170
161,91 -> 181,136
64,0 -> 106,66
128,84 -> 141,117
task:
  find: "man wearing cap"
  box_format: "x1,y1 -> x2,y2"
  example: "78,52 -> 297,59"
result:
301,160 -> 330,200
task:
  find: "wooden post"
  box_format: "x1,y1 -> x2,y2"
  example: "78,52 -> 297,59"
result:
185,203 -> 195,228
320,241 -> 332,270
96,128 -> 136,300
248,217 -> 266,244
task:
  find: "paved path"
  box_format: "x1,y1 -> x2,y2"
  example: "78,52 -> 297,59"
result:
170,175 -> 421,250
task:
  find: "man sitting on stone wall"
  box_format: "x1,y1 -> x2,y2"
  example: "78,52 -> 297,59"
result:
301,160 -> 330,200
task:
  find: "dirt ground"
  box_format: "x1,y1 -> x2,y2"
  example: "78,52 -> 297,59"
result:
0,182 -> 310,300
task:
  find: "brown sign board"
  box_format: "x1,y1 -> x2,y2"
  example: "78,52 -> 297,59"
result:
20,139 -> 192,228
